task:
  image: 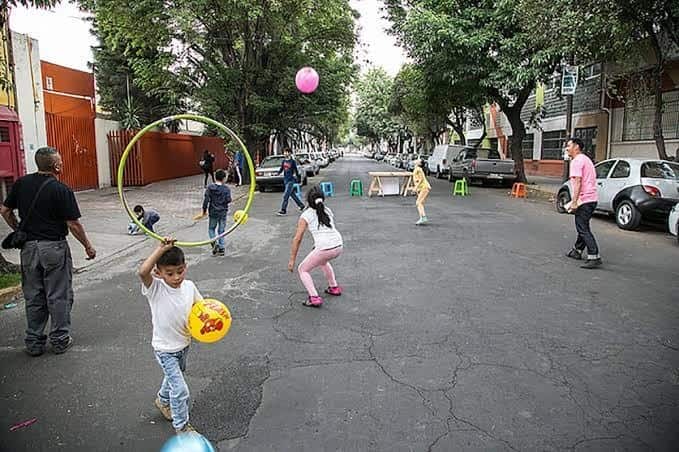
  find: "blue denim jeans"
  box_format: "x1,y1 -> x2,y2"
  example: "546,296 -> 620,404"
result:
154,346 -> 190,430
145,212 -> 160,232
281,181 -> 304,213
208,214 -> 226,249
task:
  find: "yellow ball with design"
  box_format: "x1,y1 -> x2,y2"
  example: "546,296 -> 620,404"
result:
188,299 -> 231,343
233,210 -> 249,224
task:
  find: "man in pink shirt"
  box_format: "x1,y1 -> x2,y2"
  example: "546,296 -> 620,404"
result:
565,137 -> 601,268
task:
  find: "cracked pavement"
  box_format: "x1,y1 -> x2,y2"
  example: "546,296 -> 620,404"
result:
1,156 -> 678,451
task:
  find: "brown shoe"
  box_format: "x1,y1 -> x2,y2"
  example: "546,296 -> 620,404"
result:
154,398 -> 172,421
175,423 -> 197,434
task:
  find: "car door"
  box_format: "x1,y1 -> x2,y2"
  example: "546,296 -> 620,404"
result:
594,160 -> 617,211
450,150 -> 466,176
598,160 -> 631,211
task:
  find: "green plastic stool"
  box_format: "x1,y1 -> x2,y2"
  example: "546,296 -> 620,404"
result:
350,179 -> 363,196
452,178 -> 469,196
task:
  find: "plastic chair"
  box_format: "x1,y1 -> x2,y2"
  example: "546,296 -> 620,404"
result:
452,178 -> 469,196
293,183 -> 302,198
320,181 -> 334,197
349,179 -> 363,196
511,182 -> 527,198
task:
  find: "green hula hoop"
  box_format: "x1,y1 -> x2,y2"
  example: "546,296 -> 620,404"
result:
116,114 -> 256,247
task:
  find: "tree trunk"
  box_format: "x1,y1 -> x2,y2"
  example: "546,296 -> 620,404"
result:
0,252 -> 19,274
505,108 -> 527,183
648,29 -> 668,160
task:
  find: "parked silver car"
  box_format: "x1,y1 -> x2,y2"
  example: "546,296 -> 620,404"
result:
556,158 -> 679,230
255,155 -> 308,191
295,153 -> 320,176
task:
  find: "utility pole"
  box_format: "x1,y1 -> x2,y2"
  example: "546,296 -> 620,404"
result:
562,56 -> 577,182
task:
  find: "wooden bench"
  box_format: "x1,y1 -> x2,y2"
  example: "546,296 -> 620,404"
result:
367,171 -> 417,197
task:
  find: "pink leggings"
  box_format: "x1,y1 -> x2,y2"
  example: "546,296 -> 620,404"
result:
298,246 -> 343,296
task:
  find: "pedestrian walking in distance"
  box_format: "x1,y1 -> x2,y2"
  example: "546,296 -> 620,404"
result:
276,147 -> 305,216
564,137 -> 602,269
200,149 -> 215,187
202,169 -> 232,256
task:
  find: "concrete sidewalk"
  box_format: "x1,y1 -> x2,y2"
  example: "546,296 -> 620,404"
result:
525,175 -> 563,199
0,175 -> 249,272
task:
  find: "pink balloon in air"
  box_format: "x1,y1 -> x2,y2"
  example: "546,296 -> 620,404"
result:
295,67 -> 319,94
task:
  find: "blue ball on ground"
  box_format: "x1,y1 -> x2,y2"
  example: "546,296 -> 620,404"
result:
160,432 -> 215,452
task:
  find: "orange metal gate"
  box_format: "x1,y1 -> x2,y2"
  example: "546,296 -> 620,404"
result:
45,113 -> 98,191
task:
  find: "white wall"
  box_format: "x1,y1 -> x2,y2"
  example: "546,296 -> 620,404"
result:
11,31 -> 46,173
94,118 -> 119,188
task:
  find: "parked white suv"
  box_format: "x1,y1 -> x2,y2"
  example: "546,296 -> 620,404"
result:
556,158 -> 679,230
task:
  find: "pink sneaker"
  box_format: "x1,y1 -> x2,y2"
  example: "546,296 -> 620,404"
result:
324,286 -> 342,296
303,295 -> 323,307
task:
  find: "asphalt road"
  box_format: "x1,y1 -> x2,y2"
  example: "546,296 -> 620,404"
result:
1,155 -> 678,452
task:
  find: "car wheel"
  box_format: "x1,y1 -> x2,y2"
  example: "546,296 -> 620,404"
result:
615,200 -> 641,230
556,190 -> 570,214
435,168 -> 441,179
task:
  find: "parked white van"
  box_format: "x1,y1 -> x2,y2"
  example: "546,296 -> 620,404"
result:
428,144 -> 463,179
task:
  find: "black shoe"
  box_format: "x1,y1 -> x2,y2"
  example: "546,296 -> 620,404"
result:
52,337 -> 74,354
566,249 -> 583,260
580,258 -> 602,269
25,347 -> 45,357
276,211 -> 287,216
217,248 -> 225,256
211,244 -> 219,256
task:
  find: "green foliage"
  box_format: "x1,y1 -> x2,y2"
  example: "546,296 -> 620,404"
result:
354,68 -> 402,145
80,0 -> 356,149
0,271 -> 20,289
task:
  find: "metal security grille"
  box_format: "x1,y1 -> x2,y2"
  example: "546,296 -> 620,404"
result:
541,130 -> 567,160
623,90 -> 679,141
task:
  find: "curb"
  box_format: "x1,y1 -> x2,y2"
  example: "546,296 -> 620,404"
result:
0,284 -> 22,304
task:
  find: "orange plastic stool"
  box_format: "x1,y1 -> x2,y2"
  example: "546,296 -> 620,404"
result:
511,182 -> 527,198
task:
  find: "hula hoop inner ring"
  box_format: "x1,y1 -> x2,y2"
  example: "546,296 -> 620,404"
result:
116,114 -> 256,247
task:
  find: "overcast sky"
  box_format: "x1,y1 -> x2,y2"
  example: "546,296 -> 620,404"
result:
9,0 -> 406,76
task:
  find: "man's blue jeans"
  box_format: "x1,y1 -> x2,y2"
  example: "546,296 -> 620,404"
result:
144,212 -> 160,232
281,181 -> 304,213
208,214 -> 226,249
154,346 -> 190,430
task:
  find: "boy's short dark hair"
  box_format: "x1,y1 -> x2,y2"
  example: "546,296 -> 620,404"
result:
157,246 -> 185,267
133,205 -> 144,214
215,169 -> 226,181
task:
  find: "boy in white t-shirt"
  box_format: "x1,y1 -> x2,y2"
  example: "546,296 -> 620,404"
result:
138,238 -> 203,434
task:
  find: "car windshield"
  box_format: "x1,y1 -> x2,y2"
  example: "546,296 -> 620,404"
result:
641,161 -> 679,180
260,156 -> 284,168
296,153 -> 310,160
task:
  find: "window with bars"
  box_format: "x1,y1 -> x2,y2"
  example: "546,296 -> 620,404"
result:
0,127 -> 10,142
541,130 -> 567,160
623,90 -> 679,141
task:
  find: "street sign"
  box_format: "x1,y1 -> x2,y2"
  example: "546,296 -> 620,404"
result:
561,65 -> 578,95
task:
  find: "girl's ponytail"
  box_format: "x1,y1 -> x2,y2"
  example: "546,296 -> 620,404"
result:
306,185 -> 331,228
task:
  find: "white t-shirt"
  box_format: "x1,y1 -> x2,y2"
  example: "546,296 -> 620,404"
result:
300,206 -> 343,250
141,277 -> 203,353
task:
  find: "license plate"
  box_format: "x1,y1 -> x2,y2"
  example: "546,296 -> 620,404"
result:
488,173 -> 502,179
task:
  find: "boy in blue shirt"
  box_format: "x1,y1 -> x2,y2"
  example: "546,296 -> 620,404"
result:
276,147 -> 305,216
202,169 -> 232,256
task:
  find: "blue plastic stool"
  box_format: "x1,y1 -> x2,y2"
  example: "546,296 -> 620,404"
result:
320,181 -> 334,197
293,183 -> 302,198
